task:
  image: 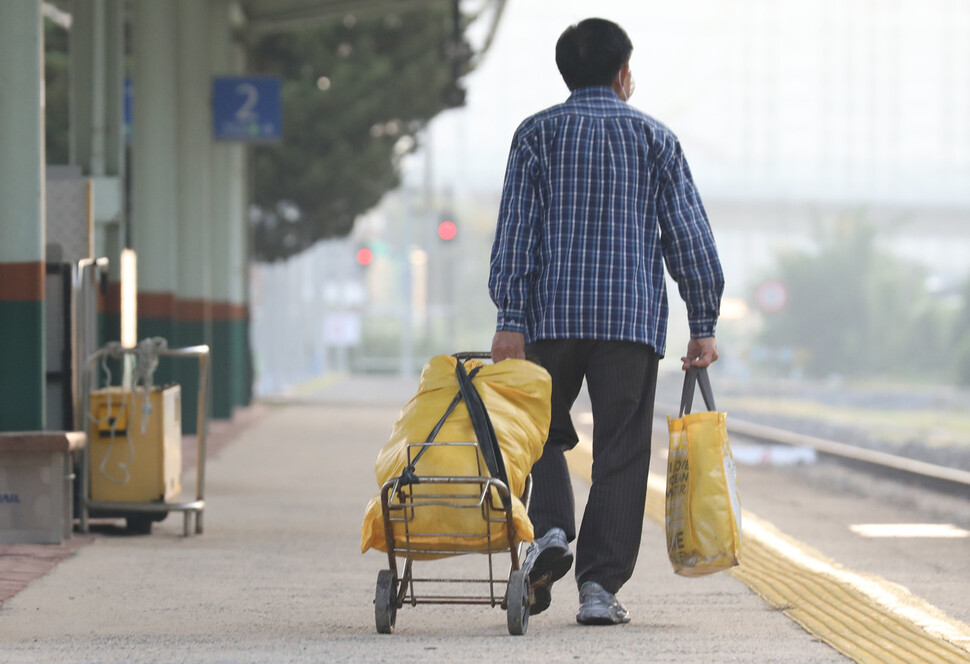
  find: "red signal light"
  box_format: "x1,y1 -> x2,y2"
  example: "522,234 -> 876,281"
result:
438,220 -> 457,241
356,247 -> 374,266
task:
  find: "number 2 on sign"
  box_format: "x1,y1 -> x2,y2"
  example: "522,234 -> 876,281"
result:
235,83 -> 259,122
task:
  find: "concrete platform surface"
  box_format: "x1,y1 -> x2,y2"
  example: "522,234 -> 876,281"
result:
0,374 -> 856,663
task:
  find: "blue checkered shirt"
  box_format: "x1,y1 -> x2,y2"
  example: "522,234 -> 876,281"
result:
488,86 -> 724,356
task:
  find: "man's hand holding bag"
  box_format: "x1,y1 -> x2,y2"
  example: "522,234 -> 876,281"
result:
665,367 -> 742,577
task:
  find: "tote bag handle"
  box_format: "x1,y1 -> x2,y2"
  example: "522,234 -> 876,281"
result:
679,367 -> 717,417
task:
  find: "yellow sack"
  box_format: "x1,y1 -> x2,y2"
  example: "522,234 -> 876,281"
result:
360,355 -> 551,559
665,368 -> 742,577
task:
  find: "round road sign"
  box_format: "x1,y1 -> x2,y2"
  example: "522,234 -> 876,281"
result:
754,279 -> 789,313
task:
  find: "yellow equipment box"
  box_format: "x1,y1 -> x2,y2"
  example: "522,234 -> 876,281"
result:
88,386 -> 182,503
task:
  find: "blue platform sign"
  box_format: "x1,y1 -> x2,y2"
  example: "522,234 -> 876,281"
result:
212,76 -> 282,142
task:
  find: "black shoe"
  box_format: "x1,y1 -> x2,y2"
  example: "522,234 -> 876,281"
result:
576,581 -> 630,625
521,527 -> 573,615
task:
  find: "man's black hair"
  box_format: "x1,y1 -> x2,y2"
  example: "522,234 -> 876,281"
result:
555,18 -> 633,91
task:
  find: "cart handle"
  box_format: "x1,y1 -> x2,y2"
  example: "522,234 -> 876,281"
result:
452,351 -> 492,361
453,351 -> 546,365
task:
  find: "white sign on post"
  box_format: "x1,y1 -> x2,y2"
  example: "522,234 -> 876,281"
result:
323,312 -> 362,348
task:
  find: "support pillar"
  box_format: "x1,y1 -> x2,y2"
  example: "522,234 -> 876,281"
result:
131,0 -> 179,384
71,0 -> 127,351
176,0 -> 213,433
230,109 -> 253,410
0,1 -> 46,431
209,1 -> 252,413
209,0 -> 236,419
229,8 -> 253,408
100,0 -> 127,350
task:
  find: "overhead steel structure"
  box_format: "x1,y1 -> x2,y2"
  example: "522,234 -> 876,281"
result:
0,0 -> 504,433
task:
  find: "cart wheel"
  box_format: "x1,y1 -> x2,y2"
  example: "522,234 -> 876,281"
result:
126,515 -> 153,535
506,569 -> 530,636
375,569 -> 398,634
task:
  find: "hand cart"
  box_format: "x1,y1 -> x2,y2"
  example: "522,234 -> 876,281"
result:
374,352 -> 535,636
76,341 -> 210,537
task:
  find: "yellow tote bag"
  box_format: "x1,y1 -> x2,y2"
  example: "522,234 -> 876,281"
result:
665,368 -> 742,577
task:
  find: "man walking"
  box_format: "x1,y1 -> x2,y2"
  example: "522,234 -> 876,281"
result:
489,18 -> 724,625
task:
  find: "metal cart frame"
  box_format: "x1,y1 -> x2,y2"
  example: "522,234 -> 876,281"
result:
77,344 -> 210,537
373,352 -> 535,636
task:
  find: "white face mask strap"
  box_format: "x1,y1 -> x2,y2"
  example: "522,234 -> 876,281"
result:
619,68 -> 633,102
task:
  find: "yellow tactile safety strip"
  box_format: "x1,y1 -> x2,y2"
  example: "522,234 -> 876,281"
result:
290,371 -> 347,395
564,440 -> 970,664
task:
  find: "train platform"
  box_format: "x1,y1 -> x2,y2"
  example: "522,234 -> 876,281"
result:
1,371 -> 968,663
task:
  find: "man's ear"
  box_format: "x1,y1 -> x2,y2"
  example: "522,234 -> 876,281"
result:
619,62 -> 630,87
613,62 -> 630,97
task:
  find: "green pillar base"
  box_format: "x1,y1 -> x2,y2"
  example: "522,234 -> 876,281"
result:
211,317 -> 233,419
0,301 -> 44,431
175,320 -> 208,435
229,317 -> 249,408
242,318 -> 253,406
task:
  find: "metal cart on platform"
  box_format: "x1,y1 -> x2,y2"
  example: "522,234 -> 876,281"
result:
77,341 -> 210,537
373,352 -> 535,636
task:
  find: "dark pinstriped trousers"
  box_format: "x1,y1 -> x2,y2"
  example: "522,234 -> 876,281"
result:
525,339 -> 659,595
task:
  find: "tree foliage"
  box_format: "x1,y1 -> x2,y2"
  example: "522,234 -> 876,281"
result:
45,20 -> 70,164
954,278 -> 970,386
756,217 -> 958,382
250,8 -> 475,261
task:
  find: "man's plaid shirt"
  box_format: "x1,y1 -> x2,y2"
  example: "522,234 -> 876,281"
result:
488,86 -> 724,357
